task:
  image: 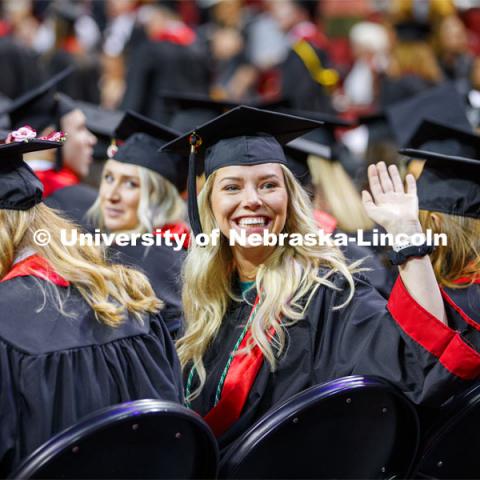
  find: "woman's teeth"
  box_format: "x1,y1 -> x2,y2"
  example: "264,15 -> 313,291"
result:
238,217 -> 267,226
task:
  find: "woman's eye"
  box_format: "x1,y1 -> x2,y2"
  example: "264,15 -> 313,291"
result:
224,184 -> 240,192
103,173 -> 114,183
125,180 -> 139,189
261,182 -> 278,190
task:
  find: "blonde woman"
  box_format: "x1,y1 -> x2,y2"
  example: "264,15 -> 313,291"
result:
87,112 -> 189,336
401,120 -> 480,324
161,106 -> 480,449
0,137 -> 182,476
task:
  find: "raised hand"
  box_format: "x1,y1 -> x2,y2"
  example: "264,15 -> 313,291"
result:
362,162 -> 421,235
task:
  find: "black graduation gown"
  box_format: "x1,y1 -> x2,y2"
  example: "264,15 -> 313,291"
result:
0,274 -> 182,476
280,44 -> 334,113
187,271 -> 480,451
443,283 -> 480,325
120,40 -> 209,124
44,184 -> 97,231
108,243 -> 185,337
0,37 -> 47,100
341,241 -> 394,298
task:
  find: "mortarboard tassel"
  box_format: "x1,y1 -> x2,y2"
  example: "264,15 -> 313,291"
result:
188,132 -> 203,237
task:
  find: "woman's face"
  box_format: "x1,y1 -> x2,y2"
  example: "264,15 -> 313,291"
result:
210,163 -> 288,250
99,160 -> 141,232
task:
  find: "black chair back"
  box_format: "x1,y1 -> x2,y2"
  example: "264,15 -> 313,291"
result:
220,376 -> 419,479
413,383 -> 480,479
10,399 -> 218,479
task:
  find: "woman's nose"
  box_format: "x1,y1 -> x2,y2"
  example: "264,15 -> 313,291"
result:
106,183 -> 121,202
242,185 -> 262,209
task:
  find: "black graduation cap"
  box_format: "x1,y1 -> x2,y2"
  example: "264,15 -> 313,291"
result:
281,109 -> 354,161
112,112 -> 187,191
162,92 -> 289,133
0,139 -> 63,210
74,101 -> 124,160
386,83 -> 472,148
399,122 -> 480,218
1,67 -> 75,132
114,110 -> 179,142
406,119 -> 480,157
160,105 -> 324,235
394,21 -> 431,42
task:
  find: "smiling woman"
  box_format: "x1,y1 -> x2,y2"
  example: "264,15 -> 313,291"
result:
210,163 -> 288,279
86,112 -> 190,337
159,106 -> 480,451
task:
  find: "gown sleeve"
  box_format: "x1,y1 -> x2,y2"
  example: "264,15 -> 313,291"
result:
314,274 -> 480,406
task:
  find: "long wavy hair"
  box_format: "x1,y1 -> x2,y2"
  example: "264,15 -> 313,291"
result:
419,210 -> 480,288
177,165 -> 359,402
308,154 -> 374,232
0,203 -> 161,326
88,165 -> 186,233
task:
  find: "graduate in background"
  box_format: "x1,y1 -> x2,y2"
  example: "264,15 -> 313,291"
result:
401,119 -> 480,324
2,68 -> 98,227
161,106 -> 480,451
0,133 -> 182,476
87,110 -> 189,337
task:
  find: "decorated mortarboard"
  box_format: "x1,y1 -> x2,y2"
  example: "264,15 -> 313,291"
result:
386,83 -> 472,148
0,127 -> 65,210
112,111 -> 188,191
159,105 -> 325,235
399,121 -> 480,219
1,67 -> 75,132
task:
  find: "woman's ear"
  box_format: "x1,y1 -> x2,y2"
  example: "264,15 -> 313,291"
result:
430,212 -> 442,230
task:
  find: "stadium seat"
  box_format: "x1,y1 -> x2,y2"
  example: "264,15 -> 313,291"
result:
10,399 -> 218,479
413,382 -> 480,479
219,375 -> 419,479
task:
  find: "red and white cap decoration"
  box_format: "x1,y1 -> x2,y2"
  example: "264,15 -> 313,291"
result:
5,125 -> 67,144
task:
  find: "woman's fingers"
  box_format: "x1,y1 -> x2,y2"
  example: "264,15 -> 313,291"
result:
388,164 -> 404,193
405,174 -> 417,195
377,161 -> 394,193
367,164 -> 383,203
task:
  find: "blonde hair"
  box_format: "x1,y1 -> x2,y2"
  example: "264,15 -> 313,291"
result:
88,165 -> 186,234
388,42 -> 442,84
419,210 -> 480,288
0,204 -> 161,327
309,155 -> 374,232
177,165 -> 359,402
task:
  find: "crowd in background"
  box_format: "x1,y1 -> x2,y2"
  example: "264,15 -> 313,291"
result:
1,0 -> 480,115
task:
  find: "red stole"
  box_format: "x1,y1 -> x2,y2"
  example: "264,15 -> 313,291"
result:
154,222 -> 191,249
313,209 -> 337,234
452,276 -> 480,285
34,167 -> 80,198
150,24 -> 196,45
204,296 -> 275,437
1,254 -> 70,287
